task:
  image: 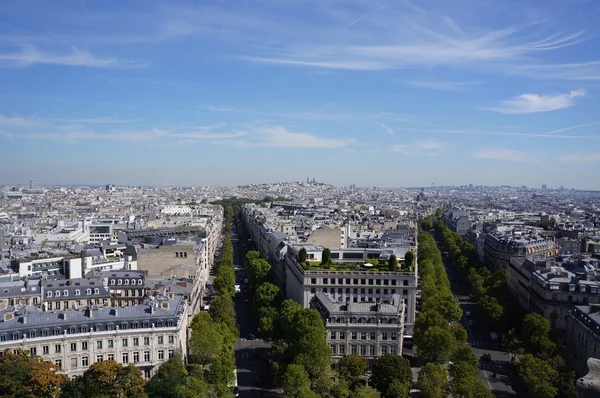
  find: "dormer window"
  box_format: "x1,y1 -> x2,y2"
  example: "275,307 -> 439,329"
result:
63,290 -> 68,297
124,279 -> 130,286
47,291 -> 53,298
55,291 -> 61,297
86,289 -> 92,295
94,288 -> 99,295
110,279 -> 115,285
118,279 -> 122,285
75,289 -> 80,296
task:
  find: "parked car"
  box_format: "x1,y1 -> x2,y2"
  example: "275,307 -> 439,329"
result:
481,353 -> 492,362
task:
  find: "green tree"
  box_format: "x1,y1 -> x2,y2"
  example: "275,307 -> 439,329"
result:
521,313 -> 556,357
414,310 -> 448,347
338,354 -> 367,388
355,386 -> 381,398
322,248 -> 333,265
450,323 -> 468,343
281,364 -> 311,396
254,282 -> 281,309
208,294 -> 237,331
0,349 -> 66,398
517,354 -> 558,398
189,312 -> 223,365
370,354 -> 411,397
386,380 -> 410,398
388,254 -> 398,271
330,378 -> 351,398
297,247 -> 308,263
146,356 -> 188,398
249,258 -> 271,285
450,345 -> 479,371
404,251 -> 415,270
417,326 -> 456,364
418,363 -> 448,398
422,292 -> 462,322
257,305 -> 280,339
66,360 -> 148,398
244,251 -> 261,267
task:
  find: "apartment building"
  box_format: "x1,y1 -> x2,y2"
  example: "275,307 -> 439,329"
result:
311,293 -> 404,365
0,294 -> 189,379
566,305 -> 600,376
482,228 -> 558,270
442,208 -> 472,236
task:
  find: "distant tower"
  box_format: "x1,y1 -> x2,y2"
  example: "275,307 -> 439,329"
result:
307,176 -> 309,183
29,179 -> 34,189
542,184 -> 548,190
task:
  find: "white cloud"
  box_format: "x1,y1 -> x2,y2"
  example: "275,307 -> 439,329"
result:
256,126 -> 355,148
0,130 -> 14,140
0,45 -> 144,68
557,152 -> 600,164
473,147 -> 528,162
0,114 -> 43,127
376,122 -> 395,135
413,138 -> 444,150
402,80 -> 479,91
483,89 -> 586,114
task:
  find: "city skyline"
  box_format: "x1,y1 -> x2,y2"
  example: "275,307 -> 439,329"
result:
1,0 -> 599,189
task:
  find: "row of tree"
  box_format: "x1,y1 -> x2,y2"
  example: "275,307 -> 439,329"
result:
425,213 -> 577,397
414,231 -> 493,398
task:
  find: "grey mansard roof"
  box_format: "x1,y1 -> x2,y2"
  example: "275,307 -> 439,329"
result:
0,295 -> 185,337
312,292 -> 403,316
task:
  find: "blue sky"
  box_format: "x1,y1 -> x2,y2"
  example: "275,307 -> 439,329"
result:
1,0 -> 599,189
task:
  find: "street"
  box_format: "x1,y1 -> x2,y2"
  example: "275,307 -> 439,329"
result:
441,251 -> 519,397
230,228 -> 282,398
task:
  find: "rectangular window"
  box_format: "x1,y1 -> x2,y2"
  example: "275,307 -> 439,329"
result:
352,332 -> 357,340
108,340 -> 114,349
55,359 -> 62,369
360,345 -> 367,355
169,335 -> 175,344
331,331 -> 337,340
70,343 -> 77,352
339,345 -> 346,355
353,279 -> 359,285
331,344 -> 336,354
144,337 -> 150,346
43,346 -> 49,355
370,345 -> 376,356
168,350 -> 174,359
361,332 -> 367,340
55,344 -> 61,353
122,338 -> 128,347
30,347 -> 37,356
391,346 -> 397,355
376,279 -> 381,285
323,288 -> 328,293
144,351 -> 150,362
133,337 -> 139,346
158,350 -> 165,360
403,289 -> 408,295
96,355 -> 104,363
82,357 -> 89,367
158,336 -> 164,345
97,341 -> 103,349
82,342 -> 88,350
382,332 -> 389,340
310,287 -> 316,294
323,278 -> 328,284
351,345 -> 357,354
381,345 -> 388,355
70,357 -> 78,368
391,332 -> 398,341
122,353 -> 129,364
339,331 -> 346,340
311,278 -> 316,285
133,352 -> 140,363
108,354 -> 114,361
370,332 -> 376,340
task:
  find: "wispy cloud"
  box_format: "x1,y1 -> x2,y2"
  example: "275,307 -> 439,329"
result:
256,126 -> 355,148
376,121 -> 395,135
392,138 -> 445,156
482,89 -> 586,114
557,152 -> 600,164
48,117 -> 143,124
0,45 -> 144,68
473,147 -> 529,162
402,80 -> 480,91
0,114 -> 43,127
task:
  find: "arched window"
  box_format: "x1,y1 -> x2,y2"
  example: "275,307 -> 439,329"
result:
124,279 -> 130,286
75,289 -> 80,296
110,279 -> 116,285
86,289 -> 92,295
47,291 -> 53,298
94,288 -> 99,295
55,290 -> 61,297
118,279 -> 123,285
63,290 -> 68,297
